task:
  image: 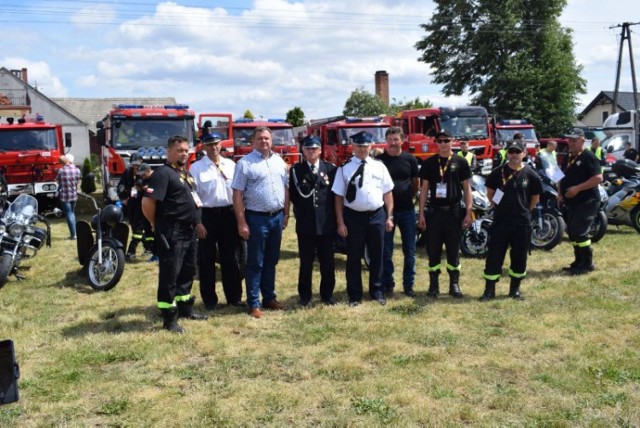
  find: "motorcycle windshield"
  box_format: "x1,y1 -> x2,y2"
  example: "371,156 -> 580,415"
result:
4,194 -> 39,222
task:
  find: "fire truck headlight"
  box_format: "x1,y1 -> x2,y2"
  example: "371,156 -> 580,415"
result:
157,147 -> 167,157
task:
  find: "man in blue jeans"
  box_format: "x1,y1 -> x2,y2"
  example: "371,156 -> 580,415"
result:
232,126 -> 289,318
377,127 -> 419,297
56,154 -> 81,239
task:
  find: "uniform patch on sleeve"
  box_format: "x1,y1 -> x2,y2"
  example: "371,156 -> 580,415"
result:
146,187 -> 154,193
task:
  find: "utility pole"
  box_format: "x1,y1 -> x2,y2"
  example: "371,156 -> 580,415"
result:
610,22 -> 639,114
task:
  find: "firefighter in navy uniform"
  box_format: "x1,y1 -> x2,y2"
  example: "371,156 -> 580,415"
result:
118,154 -> 152,260
480,140 -> 542,300
558,128 -> 603,275
418,130 -> 473,298
142,135 -> 208,333
289,135 -> 338,306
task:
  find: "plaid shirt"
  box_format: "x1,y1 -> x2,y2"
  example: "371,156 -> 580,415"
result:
57,163 -> 81,202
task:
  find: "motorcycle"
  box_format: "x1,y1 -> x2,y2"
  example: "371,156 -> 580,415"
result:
602,159 -> 640,233
586,184 -> 609,243
460,175 -> 492,257
76,193 -> 129,291
529,173 -> 566,251
0,194 -> 52,289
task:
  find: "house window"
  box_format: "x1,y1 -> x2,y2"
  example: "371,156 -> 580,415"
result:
602,111 -> 609,122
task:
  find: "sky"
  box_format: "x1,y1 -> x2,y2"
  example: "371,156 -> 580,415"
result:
1,0 -> 639,121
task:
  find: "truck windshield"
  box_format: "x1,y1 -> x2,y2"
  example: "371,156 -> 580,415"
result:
112,118 -> 195,148
440,116 -> 488,140
234,127 -> 296,147
338,127 -> 387,144
496,129 -> 537,143
0,129 -> 58,151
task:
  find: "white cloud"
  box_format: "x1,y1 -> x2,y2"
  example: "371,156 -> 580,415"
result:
71,4 -> 117,28
0,57 -> 67,97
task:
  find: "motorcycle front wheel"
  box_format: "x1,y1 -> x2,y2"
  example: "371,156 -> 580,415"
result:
86,243 -> 125,292
631,205 -> 640,234
460,223 -> 490,258
588,210 -> 608,243
0,254 -> 13,289
530,213 -> 565,251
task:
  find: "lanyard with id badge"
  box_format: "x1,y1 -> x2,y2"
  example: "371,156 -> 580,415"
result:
493,165 -> 521,205
436,155 -> 452,198
170,163 -> 203,208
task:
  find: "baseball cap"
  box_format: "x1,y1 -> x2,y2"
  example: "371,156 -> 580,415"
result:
435,130 -> 453,140
136,163 -> 151,175
564,128 -> 585,139
507,141 -> 525,152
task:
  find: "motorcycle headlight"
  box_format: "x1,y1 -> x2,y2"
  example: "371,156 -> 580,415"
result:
0,225 -> 5,234
9,223 -> 25,238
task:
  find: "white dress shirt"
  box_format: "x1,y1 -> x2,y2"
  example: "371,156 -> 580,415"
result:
190,155 -> 235,207
332,156 -> 394,212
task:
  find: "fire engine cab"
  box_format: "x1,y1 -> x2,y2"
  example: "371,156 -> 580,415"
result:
307,116 -> 389,166
197,113 -> 233,158
232,118 -> 300,165
394,106 -> 493,174
96,104 -> 196,203
0,114 -> 71,208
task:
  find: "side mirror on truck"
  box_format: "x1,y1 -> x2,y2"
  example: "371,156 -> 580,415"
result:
65,132 -> 72,148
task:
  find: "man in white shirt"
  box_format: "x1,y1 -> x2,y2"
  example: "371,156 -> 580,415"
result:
539,140 -> 559,172
190,132 -> 243,310
332,131 -> 394,306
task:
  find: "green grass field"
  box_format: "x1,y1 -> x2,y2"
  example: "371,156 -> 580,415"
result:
1,212 -> 639,426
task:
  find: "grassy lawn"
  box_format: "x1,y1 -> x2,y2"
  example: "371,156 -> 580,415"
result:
1,211 -> 639,426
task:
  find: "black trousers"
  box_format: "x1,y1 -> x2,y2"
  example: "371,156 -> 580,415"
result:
344,207 -> 385,301
198,207 -> 242,307
484,222 -> 530,280
156,223 -> 197,307
425,205 -> 462,271
297,233 -> 335,301
127,196 -> 153,253
565,199 -> 599,245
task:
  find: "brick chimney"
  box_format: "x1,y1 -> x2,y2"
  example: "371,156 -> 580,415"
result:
21,68 -> 28,84
375,70 -> 389,106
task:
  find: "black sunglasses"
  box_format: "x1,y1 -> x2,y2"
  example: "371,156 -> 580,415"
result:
436,139 -> 452,144
507,148 -> 523,154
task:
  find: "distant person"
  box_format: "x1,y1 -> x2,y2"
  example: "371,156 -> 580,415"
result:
190,132 -> 243,311
623,141 -> 639,162
289,135 -> 337,306
378,127 -> 419,297
232,126 -> 289,318
56,154 -> 81,240
118,154 -> 152,260
458,140 -> 477,173
332,130 -> 394,306
142,135 -> 208,333
539,140 -> 559,172
588,137 -> 607,166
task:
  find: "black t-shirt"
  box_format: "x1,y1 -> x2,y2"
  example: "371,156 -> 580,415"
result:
624,148 -> 638,162
560,150 -> 601,205
378,152 -> 419,212
486,164 -> 542,224
143,164 -> 198,227
419,154 -> 471,206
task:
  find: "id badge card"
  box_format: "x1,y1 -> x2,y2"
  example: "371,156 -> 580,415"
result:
435,182 -> 448,198
493,188 -> 504,205
130,188 -> 138,198
191,191 -> 203,208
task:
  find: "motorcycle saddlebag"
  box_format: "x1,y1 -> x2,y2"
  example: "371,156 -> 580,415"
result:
611,159 -> 640,178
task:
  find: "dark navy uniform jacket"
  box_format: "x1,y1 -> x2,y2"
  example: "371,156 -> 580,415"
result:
289,160 -> 337,236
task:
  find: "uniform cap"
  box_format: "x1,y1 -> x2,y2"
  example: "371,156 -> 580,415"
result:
507,141 -> 525,152
434,130 -> 453,139
564,128 -> 585,139
300,135 -> 321,148
201,132 -> 222,144
136,163 -> 151,175
350,131 -> 374,146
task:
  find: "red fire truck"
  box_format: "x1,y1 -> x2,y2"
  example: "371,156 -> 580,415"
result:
0,114 -> 71,208
394,106 -> 493,174
197,113 -> 233,158
306,116 -> 389,166
492,119 -> 539,156
96,104 -> 196,203
231,118 -> 300,165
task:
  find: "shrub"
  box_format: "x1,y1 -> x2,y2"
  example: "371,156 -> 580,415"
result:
80,157 -> 96,194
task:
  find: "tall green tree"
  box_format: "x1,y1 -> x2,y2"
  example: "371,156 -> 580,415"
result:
415,0 -> 585,136
388,96 -> 433,115
343,87 -> 388,117
243,110 -> 254,119
285,106 -> 305,126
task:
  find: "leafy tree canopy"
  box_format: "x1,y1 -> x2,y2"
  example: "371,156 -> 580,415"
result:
388,96 -> 433,115
343,87 -> 389,117
415,0 -> 585,136
285,106 -> 305,127
243,110 -> 254,119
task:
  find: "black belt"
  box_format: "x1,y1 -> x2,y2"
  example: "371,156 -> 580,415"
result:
202,205 -> 233,214
345,206 -> 384,216
430,203 -> 461,211
245,209 -> 283,217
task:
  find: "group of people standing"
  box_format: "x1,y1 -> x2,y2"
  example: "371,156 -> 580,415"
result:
113,122 -> 603,333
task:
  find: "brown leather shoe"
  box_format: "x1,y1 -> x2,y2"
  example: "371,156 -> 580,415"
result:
249,307 -> 262,318
263,300 -> 286,311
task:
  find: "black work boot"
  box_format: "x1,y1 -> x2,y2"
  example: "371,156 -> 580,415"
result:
427,272 -> 440,298
160,307 -> 184,333
448,271 -> 464,298
508,278 -> 524,300
572,246 -> 595,275
479,280 -> 496,301
126,239 -> 140,261
562,246 -> 580,272
177,296 -> 209,320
